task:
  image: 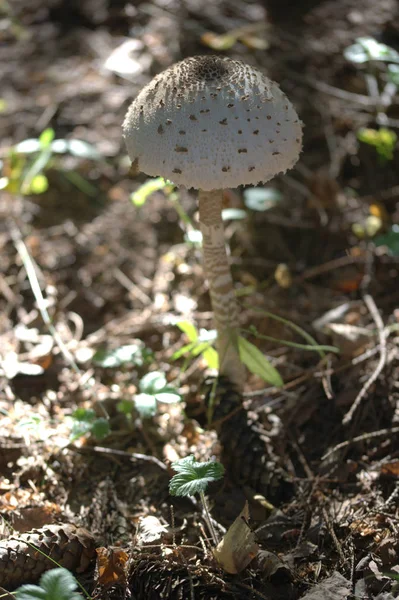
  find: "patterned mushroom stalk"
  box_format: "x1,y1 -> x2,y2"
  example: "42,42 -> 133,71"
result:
123,56 -> 303,390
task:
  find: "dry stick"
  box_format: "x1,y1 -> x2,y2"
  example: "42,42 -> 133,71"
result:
322,507 -> 345,563
321,426 -> 399,461
9,221 -> 109,418
342,294 -> 387,425
9,223 -> 81,376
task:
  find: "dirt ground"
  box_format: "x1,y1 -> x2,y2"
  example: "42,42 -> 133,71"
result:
1,0 -> 399,598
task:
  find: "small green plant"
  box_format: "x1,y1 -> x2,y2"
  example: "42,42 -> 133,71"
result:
133,371 -> 181,418
169,455 -> 225,544
70,408 -> 110,441
93,342 -> 153,368
0,128 -> 102,197
344,37 -> 399,161
15,567 -> 84,600
357,126 -> 397,162
172,321 -> 219,370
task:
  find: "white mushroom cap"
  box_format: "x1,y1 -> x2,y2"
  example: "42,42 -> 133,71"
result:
123,56 -> 302,191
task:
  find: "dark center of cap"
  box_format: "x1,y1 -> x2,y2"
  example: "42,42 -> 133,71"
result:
183,56 -> 230,82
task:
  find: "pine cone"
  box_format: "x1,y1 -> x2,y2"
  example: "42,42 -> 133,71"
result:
206,377 -> 292,505
0,523 -> 96,590
129,555 -> 258,600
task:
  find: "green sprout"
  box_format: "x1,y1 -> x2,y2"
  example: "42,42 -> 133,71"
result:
1,127 -> 102,196
70,408 -> 110,442
134,371 -> 181,418
172,321 -> 219,370
357,127 -> 397,162
169,455 -> 225,545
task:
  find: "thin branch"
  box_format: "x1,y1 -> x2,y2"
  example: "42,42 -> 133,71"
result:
9,222 -> 81,376
342,294 -> 387,425
322,426 -> 399,461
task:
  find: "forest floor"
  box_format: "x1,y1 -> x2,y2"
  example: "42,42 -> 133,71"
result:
1,0 -> 399,598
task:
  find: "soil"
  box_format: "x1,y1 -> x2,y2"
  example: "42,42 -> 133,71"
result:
1,0 -> 399,598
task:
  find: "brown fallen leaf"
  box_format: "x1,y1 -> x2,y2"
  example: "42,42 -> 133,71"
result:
213,501 -> 259,574
96,547 -> 129,585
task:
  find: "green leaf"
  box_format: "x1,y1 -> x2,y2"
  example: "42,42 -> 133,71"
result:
91,418 -> 110,440
70,408 -> 96,441
66,139 -> 102,160
134,393 -> 157,418
130,177 -> 169,206
72,407 -> 96,422
375,225 -> 399,256
0,176 -> 9,190
221,208 -> 247,221
171,341 -> 198,361
15,584 -> 48,600
238,336 -> 283,387
169,455 -> 225,497
15,139 -> 42,154
344,37 -> 399,64
72,408 -> 95,422
39,128 -> 55,149
202,346 -> 219,369
40,568 -> 80,599
93,343 -> 151,368
243,187 -> 283,211
176,321 -> 198,343
16,567 -> 82,600
155,391 -> 181,404
117,399 -> 135,415
28,174 -> 49,194
184,229 -> 203,245
139,371 -> 167,394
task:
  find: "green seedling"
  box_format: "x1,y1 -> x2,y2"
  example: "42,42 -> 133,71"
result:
169,455 -> 225,545
134,371 -> 181,418
93,342 -> 153,368
70,408 -> 110,442
345,37 -> 399,145
15,567 -> 85,600
357,126 -> 397,162
172,321 -> 218,370
344,37 -> 399,65
1,127 -> 102,196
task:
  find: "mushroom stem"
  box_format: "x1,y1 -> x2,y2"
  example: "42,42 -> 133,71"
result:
198,189 -> 245,390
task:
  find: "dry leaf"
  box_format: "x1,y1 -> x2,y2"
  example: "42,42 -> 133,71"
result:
300,572 -> 351,599
213,502 -> 259,574
137,515 -> 168,544
381,461 -> 399,478
96,547 -> 129,585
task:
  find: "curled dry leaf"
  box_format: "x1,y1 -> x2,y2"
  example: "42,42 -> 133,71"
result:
213,501 -> 259,574
96,546 -> 129,586
137,515 -> 169,545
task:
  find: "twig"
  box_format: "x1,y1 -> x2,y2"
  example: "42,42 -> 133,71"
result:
321,426 -> 399,461
9,222 -> 81,376
78,445 -> 168,471
322,507 -> 345,563
342,295 -> 387,425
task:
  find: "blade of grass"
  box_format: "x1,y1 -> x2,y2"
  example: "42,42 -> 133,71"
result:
240,328 -> 338,354
243,305 -> 338,357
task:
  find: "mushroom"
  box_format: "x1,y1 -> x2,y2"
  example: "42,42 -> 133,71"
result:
123,55 -> 302,390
